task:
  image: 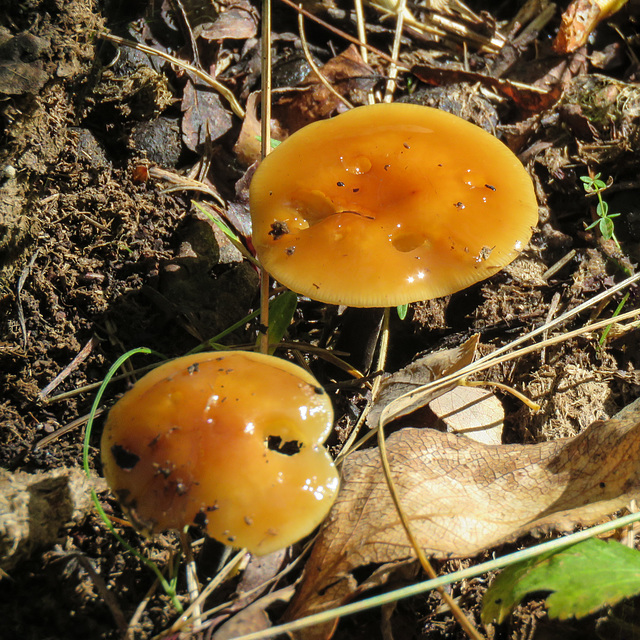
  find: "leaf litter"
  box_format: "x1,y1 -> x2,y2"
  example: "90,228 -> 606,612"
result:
2,0 -> 640,639
286,396 -> 640,628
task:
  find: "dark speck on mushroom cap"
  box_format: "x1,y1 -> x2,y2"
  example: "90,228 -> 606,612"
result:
249,102 -> 538,307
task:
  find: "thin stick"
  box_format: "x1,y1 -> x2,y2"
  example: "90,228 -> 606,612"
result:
278,0 -> 410,68
38,336 -> 98,401
381,305 -> 640,425
34,407 -> 106,450
473,271 -> 640,367
180,530 -> 202,625
353,0 -> 369,64
337,308 -> 390,462
383,0 -> 407,102
99,32 -> 245,118
374,314 -> 484,639
298,10 -> 354,110
228,511 -> 640,640
167,548 -> 247,635
376,412 -> 485,640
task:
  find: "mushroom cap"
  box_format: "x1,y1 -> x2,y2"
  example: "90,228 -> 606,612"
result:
101,351 -> 338,556
249,103 -> 538,307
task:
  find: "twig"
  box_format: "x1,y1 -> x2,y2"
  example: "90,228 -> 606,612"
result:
277,0 -> 410,68
353,0 -> 369,65
172,0 -> 201,68
166,548 -> 247,636
16,248 -> 40,348
377,405 -> 485,640
226,511 -> 640,640
126,578 -> 159,639
298,10 -> 354,110
39,336 -> 98,401
148,166 -> 225,206
34,407 -> 106,450
99,32 -> 245,118
67,553 -> 128,634
383,0 -> 407,102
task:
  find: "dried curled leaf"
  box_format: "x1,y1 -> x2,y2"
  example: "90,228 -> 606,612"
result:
366,334 -> 479,428
287,398 -> 640,629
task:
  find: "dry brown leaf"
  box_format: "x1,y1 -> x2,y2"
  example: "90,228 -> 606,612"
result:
411,65 -> 562,117
195,0 -> 259,41
286,397 -> 640,631
273,45 -> 377,133
366,334 -> 479,429
233,92 -> 287,167
429,386 -> 503,445
212,586 -> 296,639
181,80 -> 234,152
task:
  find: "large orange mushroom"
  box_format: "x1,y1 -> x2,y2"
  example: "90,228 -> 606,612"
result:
249,103 -> 538,307
101,351 -> 339,556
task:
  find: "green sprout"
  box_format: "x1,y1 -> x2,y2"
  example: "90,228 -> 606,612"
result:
580,173 -> 621,249
397,303 -> 409,320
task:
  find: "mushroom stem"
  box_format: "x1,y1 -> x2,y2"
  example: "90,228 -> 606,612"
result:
259,270 -> 270,354
259,0 -> 273,356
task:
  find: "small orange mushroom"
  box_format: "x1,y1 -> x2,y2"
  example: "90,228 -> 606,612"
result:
101,351 -> 339,555
249,103 -> 538,307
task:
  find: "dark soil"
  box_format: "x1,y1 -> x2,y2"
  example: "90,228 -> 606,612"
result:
1,0 -> 640,639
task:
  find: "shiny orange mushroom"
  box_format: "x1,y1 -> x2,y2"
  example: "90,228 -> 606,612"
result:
249,103 -> 538,307
101,351 -> 338,555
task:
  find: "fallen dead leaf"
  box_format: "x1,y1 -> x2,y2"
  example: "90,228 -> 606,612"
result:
233,92 -> 287,166
212,586 -> 296,639
366,334 -> 479,429
286,397 -> 640,635
411,65 -> 562,117
181,80 -> 234,152
195,0 -> 259,41
429,385 -> 503,445
274,45 -> 377,133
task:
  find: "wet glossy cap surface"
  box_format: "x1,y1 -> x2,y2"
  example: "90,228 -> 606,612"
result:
249,103 -> 538,307
101,351 -> 338,555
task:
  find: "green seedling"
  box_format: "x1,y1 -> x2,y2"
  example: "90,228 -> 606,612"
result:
580,173 -> 633,345
580,173 -> 621,249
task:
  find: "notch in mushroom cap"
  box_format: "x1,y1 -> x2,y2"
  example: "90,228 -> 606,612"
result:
249,103 -> 538,307
101,351 -> 339,556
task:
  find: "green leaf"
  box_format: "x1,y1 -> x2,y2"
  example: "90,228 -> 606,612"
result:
397,303 -> 409,320
256,135 -> 282,148
256,291 -> 298,353
482,538 -> 640,624
597,200 -> 609,217
600,216 -> 615,240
